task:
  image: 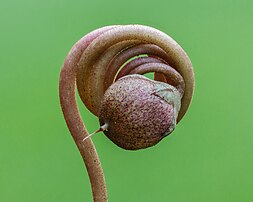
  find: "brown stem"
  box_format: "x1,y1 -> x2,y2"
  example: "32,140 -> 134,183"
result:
59,26 -> 117,202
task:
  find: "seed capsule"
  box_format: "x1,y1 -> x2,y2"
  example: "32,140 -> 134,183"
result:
98,74 -> 182,150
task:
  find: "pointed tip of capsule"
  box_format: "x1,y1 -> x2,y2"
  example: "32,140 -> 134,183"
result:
82,123 -> 109,142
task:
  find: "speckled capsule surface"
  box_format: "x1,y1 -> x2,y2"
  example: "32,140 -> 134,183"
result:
98,74 -> 182,150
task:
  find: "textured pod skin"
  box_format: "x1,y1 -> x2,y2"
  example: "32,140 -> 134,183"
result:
99,74 -> 181,150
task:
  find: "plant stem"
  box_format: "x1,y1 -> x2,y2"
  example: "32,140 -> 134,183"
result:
59,26 -> 116,202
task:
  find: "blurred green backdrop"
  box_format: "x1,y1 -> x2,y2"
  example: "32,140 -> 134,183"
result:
1,0 -> 253,201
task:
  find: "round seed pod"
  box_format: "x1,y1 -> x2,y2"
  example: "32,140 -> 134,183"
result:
99,74 -> 182,150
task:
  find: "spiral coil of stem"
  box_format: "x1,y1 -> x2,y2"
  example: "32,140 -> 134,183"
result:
59,24 -> 194,202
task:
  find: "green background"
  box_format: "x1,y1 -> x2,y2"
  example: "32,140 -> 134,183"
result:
1,0 -> 253,201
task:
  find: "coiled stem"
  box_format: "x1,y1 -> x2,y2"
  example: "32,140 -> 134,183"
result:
59,25 -> 194,202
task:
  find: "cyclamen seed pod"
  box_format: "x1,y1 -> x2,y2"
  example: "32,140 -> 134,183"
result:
99,74 -> 182,150
59,25 -> 194,202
